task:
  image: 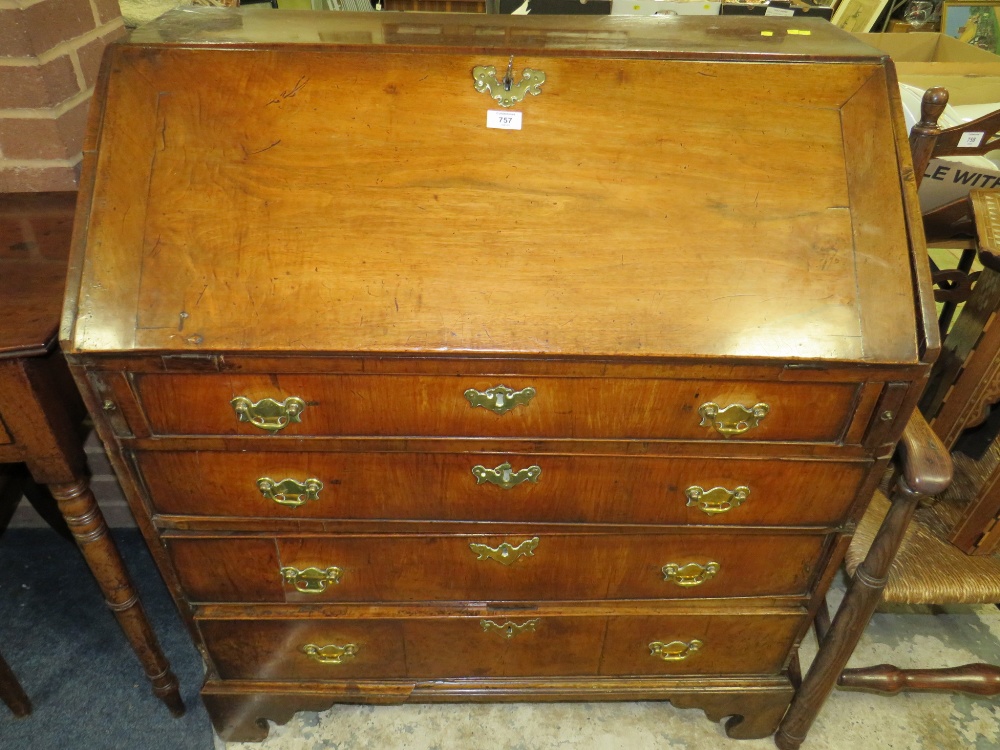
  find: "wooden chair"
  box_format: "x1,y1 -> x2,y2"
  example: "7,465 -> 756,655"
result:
775,90 -> 1000,749
910,88 -> 1000,336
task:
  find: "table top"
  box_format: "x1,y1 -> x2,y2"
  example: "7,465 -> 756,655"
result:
0,192 -> 76,359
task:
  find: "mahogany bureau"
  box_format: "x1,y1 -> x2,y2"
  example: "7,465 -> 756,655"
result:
62,9 -> 937,742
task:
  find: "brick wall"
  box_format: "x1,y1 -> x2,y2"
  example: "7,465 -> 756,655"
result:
0,0 -> 125,192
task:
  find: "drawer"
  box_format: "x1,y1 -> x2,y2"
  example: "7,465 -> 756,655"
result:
166,532 -> 825,603
138,450 -> 867,527
198,611 -> 805,680
131,373 -> 860,442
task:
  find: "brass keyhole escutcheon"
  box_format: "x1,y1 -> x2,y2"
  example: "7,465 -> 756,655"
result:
471,462 -> 541,489
469,537 -> 539,565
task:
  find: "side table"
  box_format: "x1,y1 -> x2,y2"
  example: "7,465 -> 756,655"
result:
0,192 -> 183,716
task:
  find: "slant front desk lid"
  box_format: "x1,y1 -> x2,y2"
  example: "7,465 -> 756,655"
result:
64,9 -> 931,363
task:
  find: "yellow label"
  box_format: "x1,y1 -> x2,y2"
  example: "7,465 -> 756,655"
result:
760,30 -> 774,36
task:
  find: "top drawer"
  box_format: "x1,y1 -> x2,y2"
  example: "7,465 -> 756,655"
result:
129,373 -> 861,442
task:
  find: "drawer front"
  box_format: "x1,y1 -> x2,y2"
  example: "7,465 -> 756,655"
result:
199,612 -> 804,681
132,373 -> 859,442
138,451 -> 866,527
166,533 -> 824,603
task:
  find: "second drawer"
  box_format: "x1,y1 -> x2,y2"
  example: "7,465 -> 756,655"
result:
138,451 -> 867,527
166,532 -> 826,603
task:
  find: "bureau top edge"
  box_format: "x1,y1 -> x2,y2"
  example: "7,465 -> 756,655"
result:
129,9 -> 886,62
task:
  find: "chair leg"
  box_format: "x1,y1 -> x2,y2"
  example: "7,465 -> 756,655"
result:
774,478 -> 923,750
0,652 -> 31,717
839,664 -> 1000,695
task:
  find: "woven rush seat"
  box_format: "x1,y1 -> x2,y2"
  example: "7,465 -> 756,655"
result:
846,445 -> 1000,606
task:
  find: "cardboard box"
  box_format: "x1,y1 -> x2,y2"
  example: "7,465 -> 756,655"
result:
852,32 -> 1000,75
611,0 -> 719,15
896,73 -> 1000,211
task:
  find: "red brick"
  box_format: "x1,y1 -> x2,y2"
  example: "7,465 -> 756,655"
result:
91,0 -> 122,25
0,96 -> 89,160
0,164 -> 79,192
0,54 -> 80,108
0,10 -> 35,57
55,95 -> 92,156
23,0 -> 97,56
75,23 -> 124,89
0,116 -> 66,159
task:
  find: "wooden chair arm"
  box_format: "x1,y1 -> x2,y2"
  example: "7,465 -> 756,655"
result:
897,411 -> 953,497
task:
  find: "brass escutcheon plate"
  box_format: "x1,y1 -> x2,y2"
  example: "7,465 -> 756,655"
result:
469,537 -> 539,565
464,385 -> 536,415
472,60 -> 545,108
481,619 -> 540,639
471,462 -> 541,490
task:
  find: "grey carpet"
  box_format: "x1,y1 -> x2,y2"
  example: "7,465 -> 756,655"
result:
0,528 -> 211,750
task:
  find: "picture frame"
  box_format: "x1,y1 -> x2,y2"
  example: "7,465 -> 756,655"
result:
942,0 -> 1000,55
831,0 -> 892,32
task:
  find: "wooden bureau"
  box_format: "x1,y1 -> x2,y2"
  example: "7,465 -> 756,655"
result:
62,9 -> 937,742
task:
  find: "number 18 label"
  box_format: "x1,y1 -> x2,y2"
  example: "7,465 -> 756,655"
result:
487,110 -> 523,130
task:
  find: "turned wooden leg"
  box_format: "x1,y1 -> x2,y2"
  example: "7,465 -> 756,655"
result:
839,664 -> 1000,695
49,478 -> 185,717
774,479 -> 923,750
0,652 -> 31,717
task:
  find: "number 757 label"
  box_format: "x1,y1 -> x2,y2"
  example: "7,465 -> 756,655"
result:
486,110 -> 523,130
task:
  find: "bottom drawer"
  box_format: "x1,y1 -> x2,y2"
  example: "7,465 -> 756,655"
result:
198,611 -> 804,681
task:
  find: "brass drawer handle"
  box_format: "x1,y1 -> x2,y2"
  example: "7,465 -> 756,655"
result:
464,385 -> 536,415
472,462 -> 541,489
301,643 -> 357,665
662,561 -> 720,587
649,639 -> 703,662
469,537 -> 539,565
698,402 -> 769,438
481,619 -> 539,639
280,566 -> 342,594
685,485 -> 749,516
257,477 -> 323,507
231,396 -> 306,432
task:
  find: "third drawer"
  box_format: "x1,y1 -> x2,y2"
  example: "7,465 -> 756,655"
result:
165,532 -> 827,603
